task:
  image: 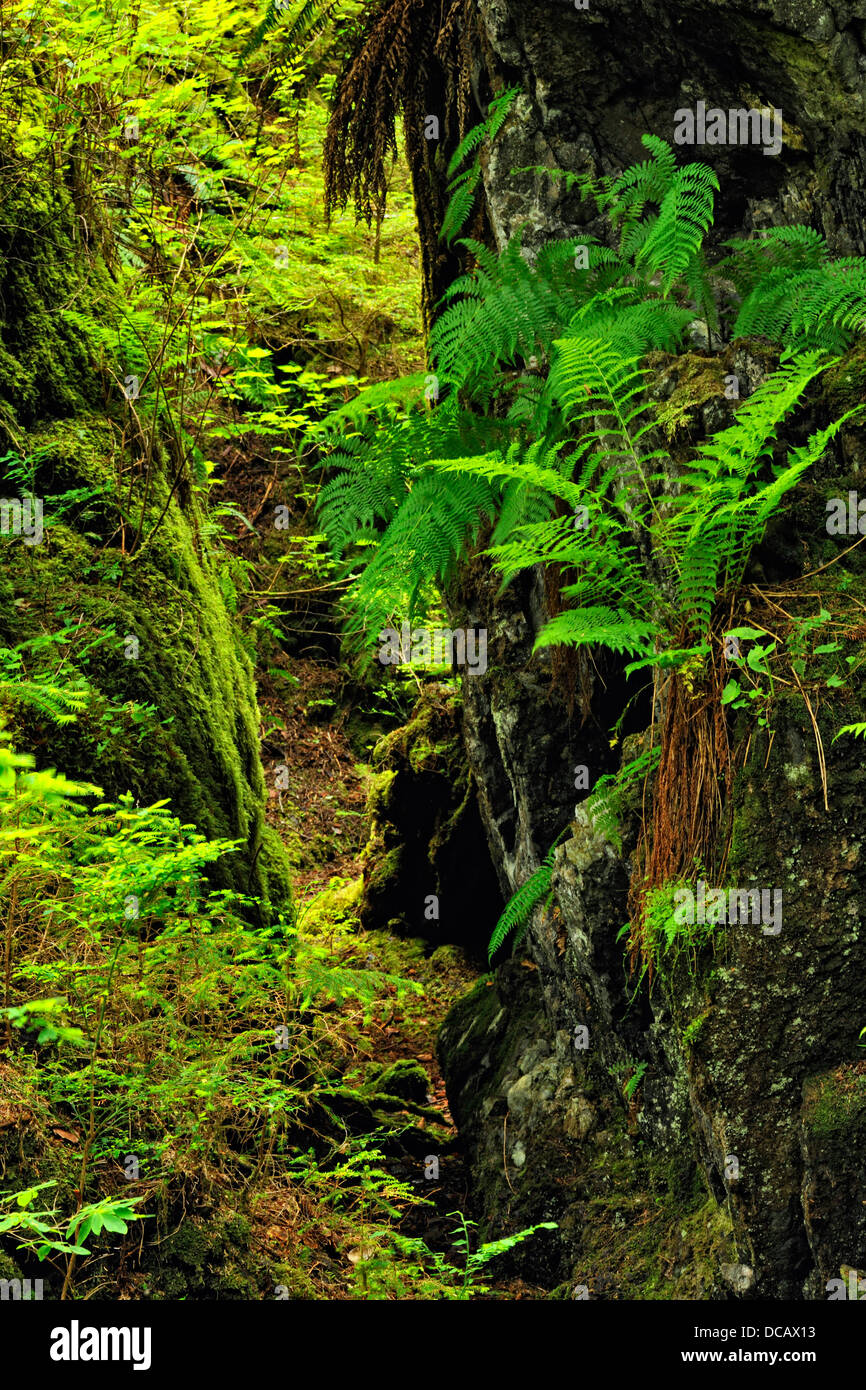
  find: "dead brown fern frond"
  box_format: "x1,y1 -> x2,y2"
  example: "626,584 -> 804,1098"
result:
434,0 -> 479,144
323,0 -> 487,321
323,0 -> 439,228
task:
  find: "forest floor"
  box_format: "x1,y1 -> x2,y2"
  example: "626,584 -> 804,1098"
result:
244,563 -> 547,1298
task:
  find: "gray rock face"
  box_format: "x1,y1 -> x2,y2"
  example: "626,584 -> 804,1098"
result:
475,0 -> 866,259
434,0 -> 866,1299
457,567 -> 592,896
444,524 -> 866,1300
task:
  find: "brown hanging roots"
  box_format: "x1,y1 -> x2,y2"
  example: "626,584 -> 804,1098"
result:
323,0 -> 484,322
542,560 -> 594,723
627,631 -> 734,975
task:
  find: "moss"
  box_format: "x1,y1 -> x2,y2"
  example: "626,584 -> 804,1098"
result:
574,1144 -> 735,1299
299,874 -> 363,932
727,750 -> 776,866
143,1210 -> 265,1299
376,1058 -> 431,1102
427,943 -> 465,972
364,846 -> 405,900
802,1063 -> 866,1139
756,24 -> 856,126
3,488 -> 289,916
152,1266 -> 188,1298
359,687 -> 500,953
823,342 -> 866,411
682,1011 -> 710,1050
258,825 -> 294,919
0,181 -> 292,924
163,1219 -> 212,1270
222,1215 -> 252,1247
366,769 -> 396,819
270,1258 -> 318,1300
0,188 -> 108,425
652,354 -> 729,441
371,690 -> 464,775
646,1195 -> 736,1300
0,1249 -> 22,1283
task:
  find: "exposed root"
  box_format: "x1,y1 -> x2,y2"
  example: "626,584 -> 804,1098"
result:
628,628 -> 733,973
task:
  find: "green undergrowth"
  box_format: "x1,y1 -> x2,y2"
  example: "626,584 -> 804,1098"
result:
0,732 -> 527,1298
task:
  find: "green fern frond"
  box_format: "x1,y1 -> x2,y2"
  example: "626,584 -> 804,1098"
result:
636,160 -> 719,293
583,745 -> 660,853
833,723 -> 866,743
0,678 -> 89,726
312,374 -> 431,436
315,132 -> 863,676
667,355 -> 848,614
431,231 -> 580,386
606,135 -> 678,229
446,86 -> 520,180
719,224 -> 828,297
733,257 -> 866,350
677,533 -> 723,635
231,0 -> 335,91
441,87 -> 519,244
569,292 -> 694,355
533,605 -> 656,658
343,468 -> 498,643
487,840 -> 560,960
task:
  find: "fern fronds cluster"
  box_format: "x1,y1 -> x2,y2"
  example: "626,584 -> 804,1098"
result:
439,87 -> 519,246
666,354 -> 853,632
583,745 -> 661,854
315,125 -> 866,679
721,226 -> 866,350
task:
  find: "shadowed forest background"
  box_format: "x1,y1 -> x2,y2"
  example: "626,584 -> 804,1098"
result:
2,0 -> 866,1305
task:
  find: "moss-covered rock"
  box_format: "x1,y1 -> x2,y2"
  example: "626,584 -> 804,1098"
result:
358,687 -> 501,957
139,1213 -> 263,1300
801,1063 -> 866,1295
438,958 -> 739,1295
376,1058 -> 431,1103
0,183 -> 290,920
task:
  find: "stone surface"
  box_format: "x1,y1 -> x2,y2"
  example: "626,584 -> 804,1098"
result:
359,686 -> 502,957
474,0 -> 866,260
433,0 -> 866,1295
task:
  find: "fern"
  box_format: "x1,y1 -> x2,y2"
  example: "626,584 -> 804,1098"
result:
533,606 -> 657,659
598,134 -> 719,316
718,225 -> 828,295
833,723 -> 866,743
569,290 -> 695,356
430,231 -> 591,390
0,678 -> 89,726
231,0 -> 336,92
440,87 -> 519,245
316,133 -> 866,676
442,346 -> 849,662
343,467 -> 497,643
487,839 -> 561,961
726,227 -> 866,350
583,746 -> 661,854
666,353 -> 855,628
634,159 -> 719,295
293,939 -> 421,1011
